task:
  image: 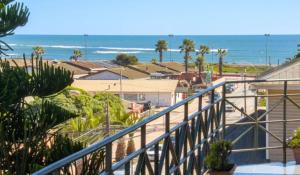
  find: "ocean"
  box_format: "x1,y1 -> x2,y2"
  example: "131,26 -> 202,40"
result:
3,35 -> 300,65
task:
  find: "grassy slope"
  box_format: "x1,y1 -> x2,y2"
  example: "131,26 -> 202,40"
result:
206,63 -> 270,75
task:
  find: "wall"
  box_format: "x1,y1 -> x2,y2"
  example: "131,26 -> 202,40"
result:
267,89 -> 300,162
121,92 -> 173,107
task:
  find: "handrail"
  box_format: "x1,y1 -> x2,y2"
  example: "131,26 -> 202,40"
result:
33,81 -> 226,175
33,79 -> 300,175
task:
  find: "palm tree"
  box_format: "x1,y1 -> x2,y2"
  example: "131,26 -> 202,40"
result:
32,46 -> 45,57
217,49 -> 227,77
70,49 -> 82,61
179,39 -> 195,72
195,55 -> 204,79
155,40 -> 168,63
196,45 -> 210,77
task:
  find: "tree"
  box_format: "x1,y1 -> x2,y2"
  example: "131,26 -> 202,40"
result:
0,0 -> 29,55
115,137 -> 126,161
151,58 -> 157,64
196,45 -> 210,78
115,54 -> 138,65
179,39 -> 195,72
155,40 -> 168,63
70,49 -> 82,61
217,49 -> 227,77
33,46 -> 45,57
0,56 -> 84,173
195,55 -> 204,77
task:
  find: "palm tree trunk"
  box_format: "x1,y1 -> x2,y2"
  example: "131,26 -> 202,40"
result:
185,53 -> 188,73
198,63 -> 202,83
219,57 -> 223,77
159,51 -> 163,63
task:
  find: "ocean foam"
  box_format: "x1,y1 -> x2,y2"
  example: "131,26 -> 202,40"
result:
98,47 -> 154,51
94,51 -> 142,54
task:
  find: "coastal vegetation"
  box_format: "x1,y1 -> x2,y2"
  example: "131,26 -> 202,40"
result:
155,40 -> 168,63
70,49 -> 82,61
179,39 -> 195,72
0,0 -> 29,55
208,63 -> 269,75
217,49 -> 227,77
196,45 -> 210,80
114,53 -> 139,65
33,46 -> 45,57
0,56 -> 84,173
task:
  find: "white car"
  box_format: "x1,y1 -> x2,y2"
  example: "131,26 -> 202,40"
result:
225,103 -> 236,112
147,144 -> 163,161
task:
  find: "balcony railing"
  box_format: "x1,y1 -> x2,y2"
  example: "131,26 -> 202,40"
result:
33,79 -> 300,175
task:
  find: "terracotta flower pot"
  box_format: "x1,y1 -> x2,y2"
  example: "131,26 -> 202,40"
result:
204,165 -> 236,175
293,148 -> 300,164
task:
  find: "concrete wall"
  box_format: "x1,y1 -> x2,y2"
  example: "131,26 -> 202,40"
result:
267,89 -> 300,162
119,92 -> 176,107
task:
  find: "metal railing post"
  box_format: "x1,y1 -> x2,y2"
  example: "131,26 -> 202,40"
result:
105,142 -> 113,175
283,81 -> 287,164
184,103 -> 188,173
165,112 -> 170,175
141,125 -> 146,175
222,84 -> 226,139
198,95 -> 203,169
211,89 -> 215,141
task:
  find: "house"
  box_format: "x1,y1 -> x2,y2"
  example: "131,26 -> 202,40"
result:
72,79 -> 182,107
128,63 -> 179,79
80,67 -> 149,80
64,61 -> 107,73
255,57 -> 300,162
154,62 -> 198,73
53,62 -> 90,79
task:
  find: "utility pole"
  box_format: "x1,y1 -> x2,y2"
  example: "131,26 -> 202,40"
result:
120,68 -> 124,99
105,85 -> 111,137
168,34 -> 174,62
84,34 -> 88,59
264,34 -> 270,66
243,69 -> 247,113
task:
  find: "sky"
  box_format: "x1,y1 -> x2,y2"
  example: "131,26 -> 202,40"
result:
16,0 -> 300,35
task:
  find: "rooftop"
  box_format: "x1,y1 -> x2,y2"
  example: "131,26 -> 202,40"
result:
64,61 -> 106,71
72,79 -> 179,93
155,62 -> 197,73
130,63 -> 179,75
53,62 -> 89,75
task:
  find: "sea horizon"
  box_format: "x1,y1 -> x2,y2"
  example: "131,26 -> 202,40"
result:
3,34 -> 300,65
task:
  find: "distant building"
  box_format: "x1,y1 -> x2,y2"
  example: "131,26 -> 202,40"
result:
128,63 -> 179,79
53,61 -> 90,79
154,62 -> 197,73
72,79 -> 183,107
64,61 -> 106,73
256,57 -> 300,162
80,67 -> 149,80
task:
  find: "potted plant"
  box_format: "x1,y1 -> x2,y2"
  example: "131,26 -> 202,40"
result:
288,128 -> 300,164
204,140 -> 236,175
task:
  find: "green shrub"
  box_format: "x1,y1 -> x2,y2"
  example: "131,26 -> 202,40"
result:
204,140 -> 233,171
288,128 -> 300,148
115,54 -> 138,65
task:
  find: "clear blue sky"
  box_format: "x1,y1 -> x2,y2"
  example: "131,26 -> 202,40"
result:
16,0 -> 300,35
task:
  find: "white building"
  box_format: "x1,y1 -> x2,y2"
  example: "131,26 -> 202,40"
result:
72,79 -> 182,107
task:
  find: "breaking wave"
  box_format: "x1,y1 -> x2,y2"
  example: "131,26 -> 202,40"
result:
94,51 -> 142,54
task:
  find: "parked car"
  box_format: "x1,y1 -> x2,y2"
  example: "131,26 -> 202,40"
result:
225,84 -> 235,93
225,102 -> 236,112
208,92 -> 221,102
147,144 -> 163,161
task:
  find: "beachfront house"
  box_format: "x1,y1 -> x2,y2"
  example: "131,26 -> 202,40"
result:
72,79 -> 183,107
256,57 -> 300,162
80,67 -> 149,80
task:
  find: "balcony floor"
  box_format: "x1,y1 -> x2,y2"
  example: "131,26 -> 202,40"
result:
235,161 -> 300,175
